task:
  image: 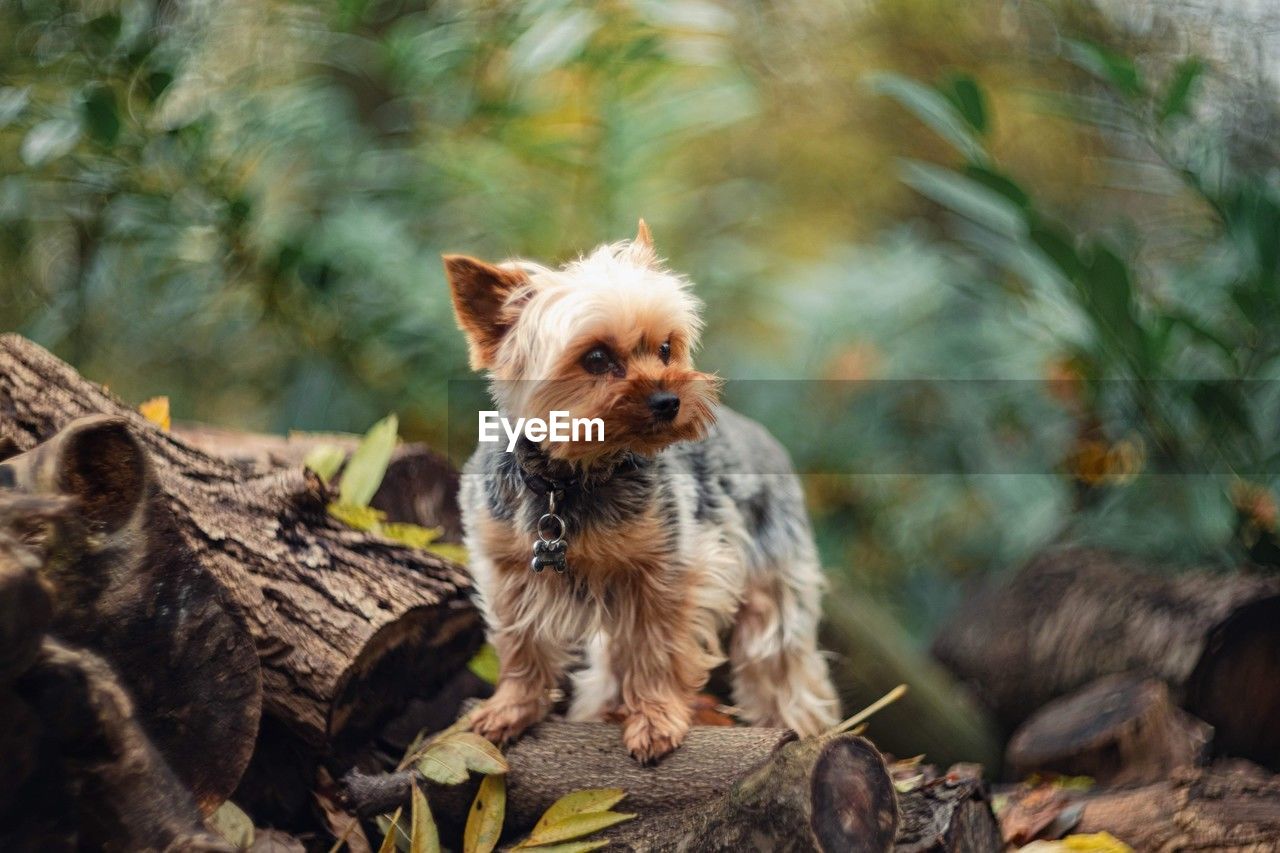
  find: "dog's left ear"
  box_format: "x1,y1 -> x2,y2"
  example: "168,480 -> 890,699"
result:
443,255 -> 528,370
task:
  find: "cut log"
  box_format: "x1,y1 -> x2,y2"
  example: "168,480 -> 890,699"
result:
175,422 -> 462,541
2,417 -> 262,810
341,721 -> 901,852
3,638 -> 235,852
895,764 -> 1003,853
1072,759 -> 1280,851
0,496 -> 231,851
1007,674 -> 1212,786
0,333 -> 482,757
932,547 -> 1280,769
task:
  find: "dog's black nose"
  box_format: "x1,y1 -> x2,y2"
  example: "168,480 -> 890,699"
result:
648,391 -> 680,421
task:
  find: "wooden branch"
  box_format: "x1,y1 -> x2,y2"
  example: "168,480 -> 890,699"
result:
0,334 -> 482,756
1072,760 -> 1280,851
895,765 -> 1002,853
175,422 -> 462,541
1007,675 -> 1212,786
340,720 -> 1003,852
932,547 -> 1280,769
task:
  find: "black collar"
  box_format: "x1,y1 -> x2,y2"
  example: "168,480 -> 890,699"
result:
511,438 -> 642,499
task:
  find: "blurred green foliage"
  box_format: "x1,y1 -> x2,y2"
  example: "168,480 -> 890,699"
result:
3,0 -> 1278,635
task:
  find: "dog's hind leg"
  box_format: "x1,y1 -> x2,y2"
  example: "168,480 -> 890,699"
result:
728,564 -> 840,736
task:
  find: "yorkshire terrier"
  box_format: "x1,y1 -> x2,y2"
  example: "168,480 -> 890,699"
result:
447,221 -> 839,762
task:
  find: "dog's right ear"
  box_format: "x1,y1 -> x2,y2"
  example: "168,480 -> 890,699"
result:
443,255 -> 528,370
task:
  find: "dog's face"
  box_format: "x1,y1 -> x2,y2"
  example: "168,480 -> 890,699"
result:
445,222 -> 719,462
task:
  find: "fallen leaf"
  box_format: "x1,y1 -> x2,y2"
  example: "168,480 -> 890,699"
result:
210,800 -> 255,848
437,731 -> 509,775
531,789 -> 626,834
463,774 -> 506,853
409,784 -> 440,853
329,503 -> 387,532
1000,785 -> 1069,846
341,414 -> 398,507
417,743 -> 469,785
468,644 -> 499,686
518,812 -> 636,847
1019,832 -> 1133,852
139,396 -> 170,432
304,444 -> 347,484
375,807 -> 403,853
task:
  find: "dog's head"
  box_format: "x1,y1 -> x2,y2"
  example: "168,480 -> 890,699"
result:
445,221 -> 719,463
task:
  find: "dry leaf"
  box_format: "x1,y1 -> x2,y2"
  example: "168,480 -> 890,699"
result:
1019,832 -> 1133,852
1001,786 -> 1069,846
417,743 -> 469,785
409,784 -> 440,853
437,731 -> 509,775
210,800 -> 255,848
515,789 -> 634,849
138,396 -> 170,432
464,774 -> 506,853
375,807 -> 403,853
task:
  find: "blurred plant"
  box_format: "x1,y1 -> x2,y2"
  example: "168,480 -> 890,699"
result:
878,36 -> 1280,563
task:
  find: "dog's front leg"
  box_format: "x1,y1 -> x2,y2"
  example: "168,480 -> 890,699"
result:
612,577 -> 708,764
471,620 -> 564,745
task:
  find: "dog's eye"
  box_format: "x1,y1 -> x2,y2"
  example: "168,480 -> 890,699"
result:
581,347 -> 612,375
658,341 -> 671,365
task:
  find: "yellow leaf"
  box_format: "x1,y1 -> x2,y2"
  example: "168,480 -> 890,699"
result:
138,396 -> 170,432
417,743 -> 469,785
380,522 -> 441,549
437,731 -> 509,775
210,800 -> 254,848
519,812 -> 635,848
409,784 -> 440,853
422,539 -> 469,564
511,843 -> 608,853
463,774 -> 506,853
468,644 -> 499,686
531,789 -> 626,836
1062,833 -> 1133,852
329,503 -> 387,532
376,808 -> 403,853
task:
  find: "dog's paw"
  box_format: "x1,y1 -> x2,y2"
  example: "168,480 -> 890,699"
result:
471,692 -> 545,745
621,704 -> 689,765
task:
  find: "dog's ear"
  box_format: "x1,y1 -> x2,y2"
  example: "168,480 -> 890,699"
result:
443,255 -> 528,370
635,218 -> 653,250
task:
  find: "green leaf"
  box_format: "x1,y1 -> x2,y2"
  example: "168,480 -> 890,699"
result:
962,165 -> 1030,210
527,789 -> 628,841
468,644 -> 500,685
328,503 -> 386,531
410,784 -> 440,853
464,774 -> 506,853
1158,57 -> 1205,123
340,414 -> 398,507
304,444 -> 346,483
81,84 -> 120,145
943,73 -> 987,134
210,800 -> 255,848
869,73 -> 987,163
20,119 -> 81,167
436,732 -> 509,775
899,160 -> 1025,236
417,742 -> 469,785
1029,224 -> 1085,282
1065,39 -> 1144,98
518,812 -> 636,848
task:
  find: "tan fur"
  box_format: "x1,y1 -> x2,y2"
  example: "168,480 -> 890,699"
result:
449,227 -> 839,762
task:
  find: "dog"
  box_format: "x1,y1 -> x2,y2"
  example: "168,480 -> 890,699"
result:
447,221 -> 839,762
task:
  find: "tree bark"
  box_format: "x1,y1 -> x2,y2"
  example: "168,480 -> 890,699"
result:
1006,674 -> 1212,787
894,765 -> 1002,853
932,547 -> 1280,770
0,333 -> 482,756
342,720 -> 951,852
2,417 -> 262,810
0,494 -> 232,852
174,422 -> 462,541
1072,760 -> 1280,852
